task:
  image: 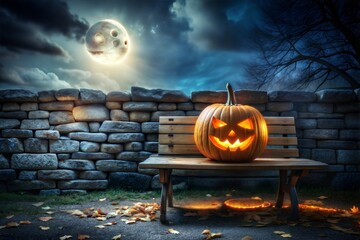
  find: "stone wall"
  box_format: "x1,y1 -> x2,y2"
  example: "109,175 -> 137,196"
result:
0,87 -> 359,194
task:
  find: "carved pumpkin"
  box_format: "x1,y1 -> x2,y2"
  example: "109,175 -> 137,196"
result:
194,83 -> 268,162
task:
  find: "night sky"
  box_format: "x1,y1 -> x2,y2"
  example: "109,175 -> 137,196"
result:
1,0 -> 329,94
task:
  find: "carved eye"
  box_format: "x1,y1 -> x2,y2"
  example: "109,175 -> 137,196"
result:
212,117 -> 227,129
238,118 -> 254,130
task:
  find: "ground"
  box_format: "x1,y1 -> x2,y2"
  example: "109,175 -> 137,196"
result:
0,188 -> 359,240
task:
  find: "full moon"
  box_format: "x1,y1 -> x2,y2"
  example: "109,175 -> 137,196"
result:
85,19 -> 130,64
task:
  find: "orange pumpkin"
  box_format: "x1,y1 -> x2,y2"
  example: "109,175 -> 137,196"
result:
194,83 -> 268,162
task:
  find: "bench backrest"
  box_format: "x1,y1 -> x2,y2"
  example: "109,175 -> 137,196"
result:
158,116 -> 299,158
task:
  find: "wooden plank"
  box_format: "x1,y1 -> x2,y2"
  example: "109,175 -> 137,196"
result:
160,116 -> 295,125
159,134 -> 297,146
261,148 -> 299,158
139,156 -> 328,170
159,125 -> 195,134
267,126 -> 296,134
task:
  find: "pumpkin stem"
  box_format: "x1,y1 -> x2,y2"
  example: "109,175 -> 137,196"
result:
226,83 -> 237,106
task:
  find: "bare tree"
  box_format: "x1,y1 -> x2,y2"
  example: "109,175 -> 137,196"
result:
247,0 -> 360,90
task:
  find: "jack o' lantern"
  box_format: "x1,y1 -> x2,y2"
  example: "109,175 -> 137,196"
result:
194,83 -> 268,162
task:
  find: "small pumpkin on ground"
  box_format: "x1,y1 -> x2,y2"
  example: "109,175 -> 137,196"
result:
194,83 -> 268,162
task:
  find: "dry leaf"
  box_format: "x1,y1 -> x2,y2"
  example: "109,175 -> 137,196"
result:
59,235 -> 73,240
241,236 -> 253,240
225,193 -> 232,197
5,215 -> 14,219
103,222 -> 117,226
206,194 -> 212,197
46,211 -> 55,215
96,217 -> 107,221
19,221 -> 31,225
95,225 -> 105,229
111,202 -> 119,205
112,234 -> 121,240
318,196 -> 328,200
39,226 -> 50,230
39,216 -> 53,222
99,198 -> 106,202
251,196 -> 263,201
0,225 -> 6,230
303,200 -> 323,206
330,224 -> 360,235
32,202 -> 44,207
280,233 -> 292,238
168,228 -> 180,234
274,231 -> 286,235
326,219 -> 340,224
42,206 -> 52,210
77,234 -> 90,240
202,229 -> 222,240
350,206 -> 359,214
121,219 -> 136,224
6,222 -> 19,228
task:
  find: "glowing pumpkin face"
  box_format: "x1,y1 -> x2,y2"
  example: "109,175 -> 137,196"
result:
194,83 -> 268,162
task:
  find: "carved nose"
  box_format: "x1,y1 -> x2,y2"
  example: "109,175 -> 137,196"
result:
228,130 -> 236,137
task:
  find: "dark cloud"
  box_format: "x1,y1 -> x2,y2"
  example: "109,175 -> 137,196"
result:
0,0 -> 88,58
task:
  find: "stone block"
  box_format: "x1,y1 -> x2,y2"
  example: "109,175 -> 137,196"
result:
303,129 -> 338,139
24,138 -> 48,153
38,90 -> 56,102
129,112 -> 150,122
337,150 -> 360,164
345,113 -> 360,128
0,89 -> 37,102
280,111 -> 297,117
0,169 -> 16,181
0,155 -> 10,168
0,138 -> 24,153
236,90 -> 268,104
340,130 -> 360,140
345,165 -> 358,172
79,171 -> 107,180
80,141 -> 100,152
150,111 -> 185,121
0,111 -> 27,119
55,122 -> 89,133
34,130 -> 60,139
105,101 -> 122,109
69,132 -> 107,142
100,121 -> 141,133
11,154 -> 57,170
308,103 -> 333,113
2,103 -> 20,111
266,102 -> 293,112
2,129 -> 33,138
252,104 -> 266,112
89,122 -> 100,132
299,149 -> 311,158
137,167 -> 159,175
61,190 -> 87,195
7,180 -> 56,191
317,119 -> 345,129
116,151 -> 152,162
194,103 -> 210,111
38,170 -> 77,180
49,111 -> 75,125
96,160 -> 137,172
28,110 -> 49,119
122,102 -> 157,111
50,139 -> 79,153
334,103 -> 360,113
144,142 -> 158,152
0,119 -> 20,129
317,140 -> 358,150
58,180 -> 108,190
18,171 -> 37,180
311,149 -> 336,164
297,139 -> 316,148
356,88 -> 360,101
131,86 -> 189,102
106,91 -> 131,101
20,103 -> 38,111
39,101 -> 74,111
77,89 -> 106,104
191,91 -> 227,103
298,112 -> 343,119
296,119 -> 317,129
108,133 -> 144,143
110,110 -> 129,121
109,172 -> 151,191
57,154 -> 70,160
101,143 -> 123,153
146,134 -> 158,141
268,91 -> 316,102
40,189 -> 61,196
124,142 -> 143,151
186,111 -> 201,116
73,105 -> 109,121
177,102 -> 194,110
20,119 -> 49,130
141,122 -> 159,133
55,88 -> 79,101
59,159 -> 95,170
71,152 -> 113,160
158,103 -> 176,111
331,173 -> 360,190
317,89 -> 356,102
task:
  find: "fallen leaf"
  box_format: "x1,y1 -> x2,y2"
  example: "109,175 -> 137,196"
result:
39,216 -> 53,222
241,236 -> 253,240
46,211 -> 55,215
168,228 -> 180,234
6,222 -> 19,228
5,215 -> 14,219
121,219 -> 136,224
303,200 -> 323,206
99,198 -> 106,202
103,222 -> 117,226
111,202 -> 119,205
112,234 -> 121,240
32,202 -> 45,207
202,229 -> 222,240
225,193 -> 232,197
326,219 -> 340,224
184,212 -> 198,217
318,196 -> 328,200
0,225 -> 6,230
95,225 -> 105,229
350,206 -> 359,214
59,235 -> 73,240
42,206 -> 52,210
19,221 -> 31,225
274,231 -> 286,235
206,194 -> 212,197
330,224 -> 360,235
96,217 -> 107,221
280,233 -> 292,238
77,234 -> 90,240
39,226 -> 50,230
251,196 -> 263,201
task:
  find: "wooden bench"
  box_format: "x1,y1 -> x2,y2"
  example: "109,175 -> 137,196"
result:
139,116 -> 328,224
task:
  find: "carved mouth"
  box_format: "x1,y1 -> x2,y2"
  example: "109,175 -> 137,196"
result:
89,50 -> 104,55
209,135 -> 255,152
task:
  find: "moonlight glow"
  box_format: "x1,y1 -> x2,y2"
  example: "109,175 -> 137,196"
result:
85,19 -> 130,64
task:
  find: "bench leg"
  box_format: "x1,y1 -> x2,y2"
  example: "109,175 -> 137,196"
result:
159,169 -> 172,224
288,170 -> 302,220
168,177 -> 173,207
275,170 -> 287,208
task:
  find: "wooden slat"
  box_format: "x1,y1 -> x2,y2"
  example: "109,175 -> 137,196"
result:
267,125 -> 296,134
159,116 -> 295,125
261,148 -> 299,158
159,134 -> 298,146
